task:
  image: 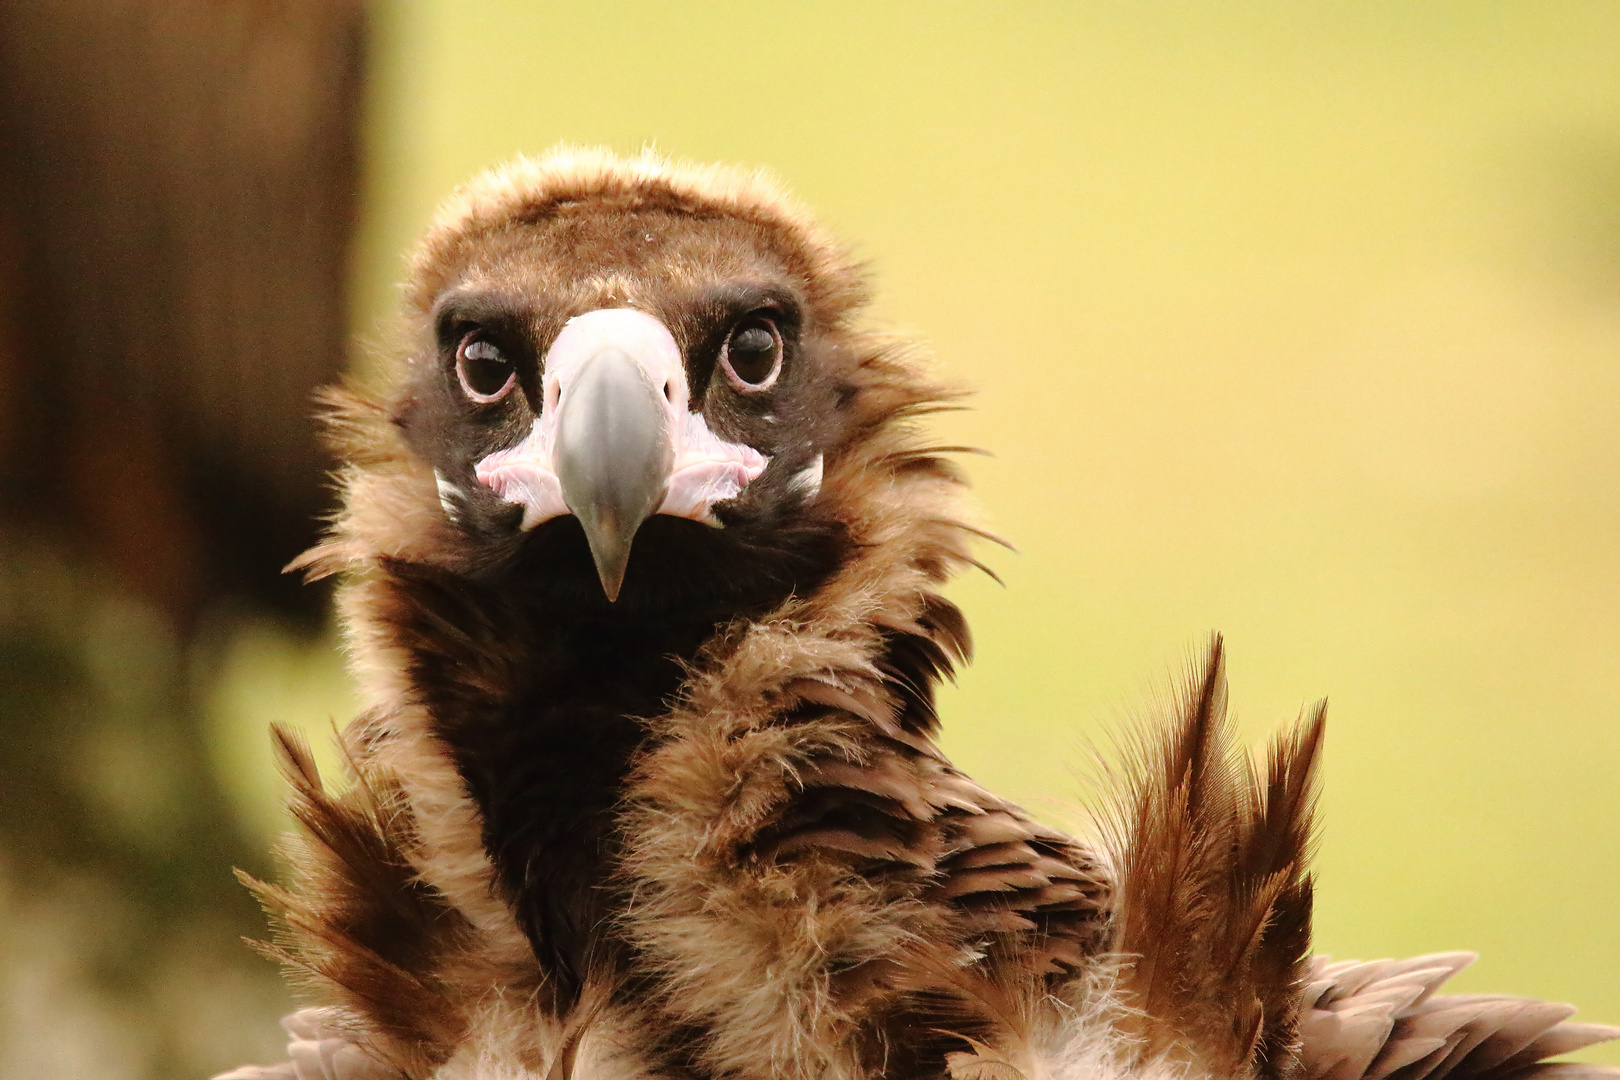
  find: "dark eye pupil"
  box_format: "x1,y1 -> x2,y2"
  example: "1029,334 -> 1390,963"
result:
460,338 -> 512,397
728,325 -> 777,384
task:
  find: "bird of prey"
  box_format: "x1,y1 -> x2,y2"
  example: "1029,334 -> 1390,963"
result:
220,149 -> 1617,1080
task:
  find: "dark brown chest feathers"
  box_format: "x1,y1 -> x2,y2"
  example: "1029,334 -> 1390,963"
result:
376,559 -> 724,1006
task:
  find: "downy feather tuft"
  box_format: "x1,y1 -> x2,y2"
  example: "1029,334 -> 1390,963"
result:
1098,635 -> 1323,1080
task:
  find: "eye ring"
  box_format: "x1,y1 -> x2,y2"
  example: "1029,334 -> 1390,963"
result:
719,315 -> 783,392
455,331 -> 516,403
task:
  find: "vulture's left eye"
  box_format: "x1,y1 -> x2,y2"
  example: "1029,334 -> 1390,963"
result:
456,333 -> 516,403
720,315 -> 783,391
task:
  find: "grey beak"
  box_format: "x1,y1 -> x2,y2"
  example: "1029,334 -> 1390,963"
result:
553,347 -> 674,601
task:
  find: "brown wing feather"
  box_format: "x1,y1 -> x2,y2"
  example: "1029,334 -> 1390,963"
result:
237,725 -> 471,1075
1298,954 -> 1620,1080
755,710 -> 1110,980
1102,635 -> 1323,1080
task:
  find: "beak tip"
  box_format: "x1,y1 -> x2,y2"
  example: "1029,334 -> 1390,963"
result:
580,514 -> 635,603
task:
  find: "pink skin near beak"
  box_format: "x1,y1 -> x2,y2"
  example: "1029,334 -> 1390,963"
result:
473,308 -> 769,596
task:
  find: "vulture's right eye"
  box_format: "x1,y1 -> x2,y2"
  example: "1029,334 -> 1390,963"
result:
456,333 -> 516,403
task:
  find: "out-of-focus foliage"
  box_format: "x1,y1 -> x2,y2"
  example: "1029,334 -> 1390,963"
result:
350,0 -> 1620,1062
0,1 -> 363,1077
0,548 -> 291,1079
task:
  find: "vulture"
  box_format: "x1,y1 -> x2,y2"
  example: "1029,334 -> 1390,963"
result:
220,149 -> 1617,1080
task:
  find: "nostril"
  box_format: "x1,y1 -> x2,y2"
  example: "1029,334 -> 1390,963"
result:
664,380 -> 675,403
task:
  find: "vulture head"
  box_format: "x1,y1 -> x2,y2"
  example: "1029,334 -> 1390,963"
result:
314,151 -> 935,624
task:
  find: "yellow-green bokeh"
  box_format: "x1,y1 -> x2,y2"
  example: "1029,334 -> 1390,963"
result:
338,0 -> 1620,1055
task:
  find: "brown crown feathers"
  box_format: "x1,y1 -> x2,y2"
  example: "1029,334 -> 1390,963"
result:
223,149 -> 1619,1080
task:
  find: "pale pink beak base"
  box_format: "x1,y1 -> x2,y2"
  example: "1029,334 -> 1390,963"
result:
474,308 -> 770,531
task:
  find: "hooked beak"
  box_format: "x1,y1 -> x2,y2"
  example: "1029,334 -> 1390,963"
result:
553,346 -> 672,600
474,308 -> 769,601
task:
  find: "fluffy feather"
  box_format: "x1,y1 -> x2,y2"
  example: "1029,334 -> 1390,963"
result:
1099,636 -> 1320,1080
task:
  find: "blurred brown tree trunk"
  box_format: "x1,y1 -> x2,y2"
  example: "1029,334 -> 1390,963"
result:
0,2 -> 364,1076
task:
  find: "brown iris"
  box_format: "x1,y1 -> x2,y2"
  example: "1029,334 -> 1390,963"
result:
720,315 -> 782,391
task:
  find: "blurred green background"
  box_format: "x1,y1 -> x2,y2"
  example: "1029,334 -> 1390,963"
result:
3,3 -> 1618,1076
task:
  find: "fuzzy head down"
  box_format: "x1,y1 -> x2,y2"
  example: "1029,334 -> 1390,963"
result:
297,146 -> 979,626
